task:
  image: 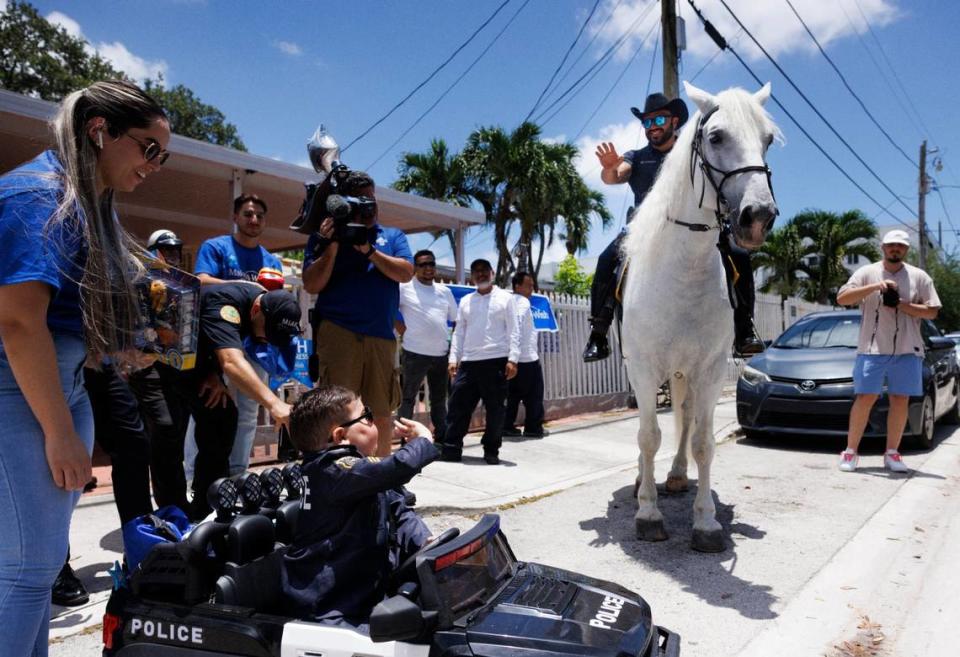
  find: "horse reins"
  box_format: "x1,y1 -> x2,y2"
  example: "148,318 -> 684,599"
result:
666,105 -> 775,233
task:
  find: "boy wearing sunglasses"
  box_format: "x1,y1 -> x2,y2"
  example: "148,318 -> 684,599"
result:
282,384 -> 437,627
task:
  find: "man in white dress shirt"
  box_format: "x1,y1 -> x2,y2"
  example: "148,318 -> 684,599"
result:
502,271 -> 547,439
443,259 -> 520,464
396,250 -> 458,442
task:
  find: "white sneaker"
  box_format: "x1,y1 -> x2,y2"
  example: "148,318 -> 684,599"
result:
838,449 -> 859,472
884,450 -> 909,473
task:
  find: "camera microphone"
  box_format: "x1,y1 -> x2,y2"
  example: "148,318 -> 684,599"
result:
325,194 -> 352,220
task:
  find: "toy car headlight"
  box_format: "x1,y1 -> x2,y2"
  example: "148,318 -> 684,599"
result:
741,365 -> 770,386
282,462 -> 304,500
207,477 -> 238,520
234,472 -> 263,512
259,468 -> 284,507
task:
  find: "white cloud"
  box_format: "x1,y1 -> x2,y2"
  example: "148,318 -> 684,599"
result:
591,0 -> 899,63
274,40 -> 303,56
45,10 -> 169,82
573,120 -> 646,191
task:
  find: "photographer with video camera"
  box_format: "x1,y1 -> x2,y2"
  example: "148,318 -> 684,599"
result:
302,169 -> 414,457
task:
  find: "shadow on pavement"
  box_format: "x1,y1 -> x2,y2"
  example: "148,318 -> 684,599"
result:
735,425 -> 951,456
99,527 -> 123,554
580,482 -> 777,620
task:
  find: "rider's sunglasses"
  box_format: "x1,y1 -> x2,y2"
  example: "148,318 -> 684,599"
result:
339,405 -> 374,429
125,134 -> 170,165
641,115 -> 669,129
416,261 -> 437,268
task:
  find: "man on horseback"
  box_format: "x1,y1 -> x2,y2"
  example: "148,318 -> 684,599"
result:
583,92 -> 763,362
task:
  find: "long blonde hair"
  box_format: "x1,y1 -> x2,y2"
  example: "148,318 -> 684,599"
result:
49,80 -> 166,358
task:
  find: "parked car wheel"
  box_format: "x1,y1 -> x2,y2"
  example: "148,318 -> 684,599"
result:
912,394 -> 935,450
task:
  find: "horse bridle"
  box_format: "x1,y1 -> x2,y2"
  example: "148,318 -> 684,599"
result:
670,105 -> 775,233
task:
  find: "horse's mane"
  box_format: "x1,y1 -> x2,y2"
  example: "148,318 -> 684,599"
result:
622,87 -> 780,262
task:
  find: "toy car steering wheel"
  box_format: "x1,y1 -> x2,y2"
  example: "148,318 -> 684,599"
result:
396,527 -> 460,582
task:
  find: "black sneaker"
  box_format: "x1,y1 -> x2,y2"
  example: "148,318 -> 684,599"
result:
439,450 -> 462,463
502,427 -> 523,437
582,334 -> 611,362
524,429 -> 550,439
483,452 -> 501,465
51,562 -> 89,607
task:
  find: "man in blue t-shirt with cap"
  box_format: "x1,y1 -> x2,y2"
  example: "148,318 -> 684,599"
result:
302,170 -> 414,457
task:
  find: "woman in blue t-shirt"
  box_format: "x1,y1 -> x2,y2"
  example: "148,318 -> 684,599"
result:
0,80 -> 170,657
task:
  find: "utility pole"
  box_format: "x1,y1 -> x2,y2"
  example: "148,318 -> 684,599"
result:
661,0 -> 679,99
918,140 -> 928,270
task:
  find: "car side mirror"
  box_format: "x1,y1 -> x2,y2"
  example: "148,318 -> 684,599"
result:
369,594 -> 425,643
927,336 -> 954,351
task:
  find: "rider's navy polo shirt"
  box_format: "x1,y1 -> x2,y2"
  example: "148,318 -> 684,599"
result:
623,144 -> 666,212
0,150 -> 85,336
304,224 -> 412,340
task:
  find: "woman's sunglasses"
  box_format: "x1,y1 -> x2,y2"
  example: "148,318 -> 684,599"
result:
339,405 -> 374,429
125,134 -> 170,165
641,115 -> 669,129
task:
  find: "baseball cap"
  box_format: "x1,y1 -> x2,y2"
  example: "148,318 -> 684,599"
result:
882,230 -> 910,246
259,290 -> 302,347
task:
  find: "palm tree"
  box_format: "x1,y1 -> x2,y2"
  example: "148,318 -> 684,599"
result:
752,222 -> 806,331
793,209 -> 879,304
392,139 -> 472,260
459,122 -> 611,284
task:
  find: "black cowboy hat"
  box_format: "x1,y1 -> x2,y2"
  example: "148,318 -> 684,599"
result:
630,92 -> 689,127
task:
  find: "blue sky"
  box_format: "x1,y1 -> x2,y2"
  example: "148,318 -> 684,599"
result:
15,0 -> 960,269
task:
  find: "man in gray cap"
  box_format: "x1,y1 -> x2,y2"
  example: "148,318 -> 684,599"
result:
584,92 -> 762,361
836,229 -> 941,473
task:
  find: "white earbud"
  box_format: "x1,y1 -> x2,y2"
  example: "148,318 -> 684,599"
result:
97,130 -> 104,149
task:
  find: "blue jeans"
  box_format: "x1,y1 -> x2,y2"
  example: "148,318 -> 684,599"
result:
0,333 -> 93,657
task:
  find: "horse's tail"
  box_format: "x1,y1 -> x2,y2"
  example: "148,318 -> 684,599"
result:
670,375 -> 690,456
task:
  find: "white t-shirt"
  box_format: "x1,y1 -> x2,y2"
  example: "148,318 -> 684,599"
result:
449,286 -> 521,364
838,261 -> 941,356
513,295 -> 539,363
398,279 -> 458,357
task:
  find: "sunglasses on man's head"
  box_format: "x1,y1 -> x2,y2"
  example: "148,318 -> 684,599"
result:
339,405 -> 373,429
125,134 -> 170,165
416,261 -> 437,268
641,115 -> 669,129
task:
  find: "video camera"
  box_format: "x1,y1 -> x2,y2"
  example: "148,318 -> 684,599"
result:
290,125 -> 374,245
882,285 -> 900,308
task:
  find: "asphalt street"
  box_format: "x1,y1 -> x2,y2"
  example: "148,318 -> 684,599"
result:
50,398 -> 960,657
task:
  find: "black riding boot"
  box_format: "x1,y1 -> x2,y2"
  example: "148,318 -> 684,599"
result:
583,322 -> 612,362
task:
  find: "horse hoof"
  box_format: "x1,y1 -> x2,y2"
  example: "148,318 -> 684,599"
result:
635,519 -> 668,542
691,529 -> 725,553
665,475 -> 689,493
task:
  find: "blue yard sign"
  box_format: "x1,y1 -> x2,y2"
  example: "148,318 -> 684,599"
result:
446,285 -> 558,332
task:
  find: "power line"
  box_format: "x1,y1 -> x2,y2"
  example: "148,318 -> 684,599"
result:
524,0 -> 602,122
688,28 -> 740,82
365,0 -> 531,170
534,0 -> 658,125
851,0 -> 936,141
782,0 -> 916,168
572,21 -> 658,141
715,0 -> 917,220
547,0 -> 628,108
685,0 -> 913,232
342,0 -> 511,153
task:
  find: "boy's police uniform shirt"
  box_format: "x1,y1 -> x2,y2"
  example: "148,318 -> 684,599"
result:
282,436 -> 438,622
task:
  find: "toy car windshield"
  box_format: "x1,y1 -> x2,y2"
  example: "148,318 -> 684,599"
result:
416,514 -> 516,625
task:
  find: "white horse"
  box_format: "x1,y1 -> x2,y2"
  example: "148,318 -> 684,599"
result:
620,81 -> 779,552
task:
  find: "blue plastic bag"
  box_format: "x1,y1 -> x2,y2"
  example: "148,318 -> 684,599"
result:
121,505 -> 192,571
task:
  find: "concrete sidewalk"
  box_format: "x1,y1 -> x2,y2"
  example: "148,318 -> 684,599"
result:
53,398 -> 739,643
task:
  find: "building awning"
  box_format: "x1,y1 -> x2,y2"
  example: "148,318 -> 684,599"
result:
0,89 -> 483,255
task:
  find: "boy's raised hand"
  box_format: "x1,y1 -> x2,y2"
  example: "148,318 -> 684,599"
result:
394,417 -> 433,443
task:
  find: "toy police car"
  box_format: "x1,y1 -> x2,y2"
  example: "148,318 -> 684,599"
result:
102,467 -> 680,657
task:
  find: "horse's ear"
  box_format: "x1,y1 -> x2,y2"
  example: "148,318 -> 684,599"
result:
754,82 -> 772,106
682,80 -> 715,113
